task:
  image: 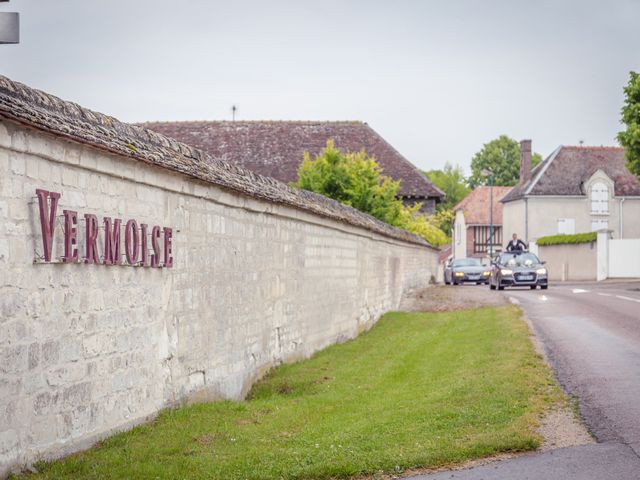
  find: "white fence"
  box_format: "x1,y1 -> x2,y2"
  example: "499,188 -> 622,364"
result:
609,238 -> 640,278
536,232 -> 640,281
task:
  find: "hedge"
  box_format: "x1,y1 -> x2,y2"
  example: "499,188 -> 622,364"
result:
536,232 -> 597,246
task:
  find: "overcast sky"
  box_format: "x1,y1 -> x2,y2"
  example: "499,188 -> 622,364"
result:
1,0 -> 638,172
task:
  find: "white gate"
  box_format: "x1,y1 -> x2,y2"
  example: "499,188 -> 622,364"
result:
609,239 -> 640,278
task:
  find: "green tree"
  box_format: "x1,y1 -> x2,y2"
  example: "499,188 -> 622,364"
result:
424,162 -> 470,210
468,135 -> 542,187
618,71 -> 640,177
294,140 -> 449,246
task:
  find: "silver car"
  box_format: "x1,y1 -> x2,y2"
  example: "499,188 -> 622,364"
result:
444,258 -> 491,285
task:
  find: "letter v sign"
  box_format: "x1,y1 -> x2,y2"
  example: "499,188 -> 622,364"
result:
35,189 -> 61,261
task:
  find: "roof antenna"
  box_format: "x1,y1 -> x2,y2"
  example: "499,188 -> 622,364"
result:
231,105 -> 237,121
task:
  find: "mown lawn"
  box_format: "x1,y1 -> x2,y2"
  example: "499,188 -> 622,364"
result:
20,305 -> 561,480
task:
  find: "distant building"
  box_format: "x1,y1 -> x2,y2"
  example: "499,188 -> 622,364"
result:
141,121 -> 444,214
502,141 -> 640,246
453,186 -> 512,259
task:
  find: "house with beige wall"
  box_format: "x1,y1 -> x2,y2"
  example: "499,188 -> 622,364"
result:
453,186 -> 512,260
501,141 -> 640,250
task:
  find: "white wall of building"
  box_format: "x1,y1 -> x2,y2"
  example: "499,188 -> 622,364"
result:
453,210 -> 466,259
503,194 -> 640,245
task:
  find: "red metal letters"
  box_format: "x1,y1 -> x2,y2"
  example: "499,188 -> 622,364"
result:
124,219 -> 139,265
62,209 -> 78,263
35,189 -> 60,262
35,189 -> 174,268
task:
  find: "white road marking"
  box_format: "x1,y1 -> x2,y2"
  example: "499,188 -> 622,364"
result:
540,295 -> 548,302
597,293 -> 613,297
572,289 -> 589,294
615,295 -> 640,303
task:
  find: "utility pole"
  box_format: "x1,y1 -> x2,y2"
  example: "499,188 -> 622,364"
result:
0,1 -> 19,44
489,175 -> 493,258
481,169 -> 494,259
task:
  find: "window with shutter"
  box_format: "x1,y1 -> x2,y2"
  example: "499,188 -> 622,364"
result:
590,182 -> 609,214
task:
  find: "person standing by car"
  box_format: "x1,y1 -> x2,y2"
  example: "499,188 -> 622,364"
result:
506,233 -> 527,252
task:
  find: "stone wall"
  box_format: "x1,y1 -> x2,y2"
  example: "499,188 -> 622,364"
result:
0,119 -> 437,474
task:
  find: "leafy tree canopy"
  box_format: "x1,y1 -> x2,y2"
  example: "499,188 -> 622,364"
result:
293,140 -> 449,246
424,162 -> 470,210
618,71 -> 640,177
468,135 -> 542,188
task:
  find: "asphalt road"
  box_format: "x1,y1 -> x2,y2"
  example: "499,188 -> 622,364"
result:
413,281 -> 640,480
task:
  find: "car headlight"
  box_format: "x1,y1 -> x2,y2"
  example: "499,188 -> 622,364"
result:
500,269 -> 513,276
454,272 -> 465,277
536,268 -> 547,275
482,271 -> 491,276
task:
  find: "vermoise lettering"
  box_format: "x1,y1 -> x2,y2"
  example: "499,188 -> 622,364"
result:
35,189 -> 173,268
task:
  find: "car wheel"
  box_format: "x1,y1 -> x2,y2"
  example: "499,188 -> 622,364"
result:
498,285 -> 505,290
541,285 -> 548,290
530,285 -> 537,290
490,283 -> 496,290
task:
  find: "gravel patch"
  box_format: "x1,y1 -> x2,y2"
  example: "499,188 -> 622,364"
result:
538,407 -> 594,451
399,284 -> 507,312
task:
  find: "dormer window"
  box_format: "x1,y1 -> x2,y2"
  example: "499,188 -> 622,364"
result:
590,182 -> 609,214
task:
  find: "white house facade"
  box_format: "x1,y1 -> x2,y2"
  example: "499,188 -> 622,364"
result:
502,143 -> 640,247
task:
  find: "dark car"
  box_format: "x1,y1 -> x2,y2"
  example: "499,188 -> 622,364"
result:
444,258 -> 491,285
489,251 -> 548,290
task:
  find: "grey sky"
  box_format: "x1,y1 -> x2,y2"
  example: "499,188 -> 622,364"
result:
1,0 -> 638,173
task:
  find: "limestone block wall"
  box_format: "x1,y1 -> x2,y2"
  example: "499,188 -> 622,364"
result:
0,120 -> 437,474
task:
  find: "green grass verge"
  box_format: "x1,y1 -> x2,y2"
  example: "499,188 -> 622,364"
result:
536,232 -> 597,246
20,306 -> 561,480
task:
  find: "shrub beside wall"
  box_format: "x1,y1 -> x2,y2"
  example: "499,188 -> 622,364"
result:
536,232 -> 597,246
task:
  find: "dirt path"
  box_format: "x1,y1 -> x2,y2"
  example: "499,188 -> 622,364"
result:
399,284 -> 507,312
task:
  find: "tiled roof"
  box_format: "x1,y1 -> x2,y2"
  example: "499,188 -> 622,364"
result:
502,146 -> 640,203
139,121 -> 444,200
454,186 -> 512,225
0,75 -> 434,248
438,243 -> 452,263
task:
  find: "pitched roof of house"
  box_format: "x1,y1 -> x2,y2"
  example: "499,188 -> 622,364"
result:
502,146 -> 640,203
139,120 -> 444,200
454,186 -> 512,225
0,75 -> 433,248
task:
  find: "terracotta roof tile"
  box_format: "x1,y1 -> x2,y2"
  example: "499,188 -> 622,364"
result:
454,186 -> 512,225
140,121 -> 444,200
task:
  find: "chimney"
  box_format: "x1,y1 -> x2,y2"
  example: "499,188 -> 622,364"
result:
519,139 -> 532,184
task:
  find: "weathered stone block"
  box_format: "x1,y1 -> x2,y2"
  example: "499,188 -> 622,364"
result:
28,342 -> 40,370
62,382 -> 92,410
42,341 -> 60,364
46,363 -> 87,387
0,345 -> 28,375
